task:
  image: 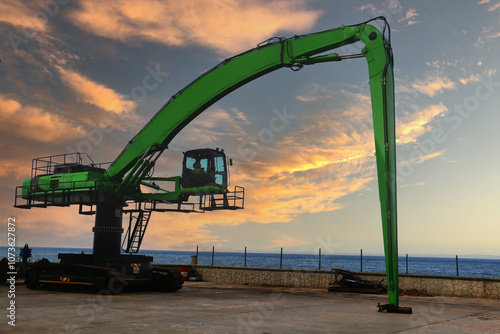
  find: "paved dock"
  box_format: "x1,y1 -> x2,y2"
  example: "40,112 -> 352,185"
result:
2,280 -> 500,333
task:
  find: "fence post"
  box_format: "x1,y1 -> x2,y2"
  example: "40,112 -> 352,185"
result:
280,248 -> 283,269
456,255 -> 459,276
360,249 -> 363,272
319,248 -> 321,270
244,246 -> 247,267
406,254 -> 408,274
212,246 -> 215,266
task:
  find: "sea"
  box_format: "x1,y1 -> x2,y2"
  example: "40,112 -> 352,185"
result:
2,246 -> 500,278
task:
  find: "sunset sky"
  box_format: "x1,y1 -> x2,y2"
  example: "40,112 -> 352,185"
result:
1,0 -> 500,257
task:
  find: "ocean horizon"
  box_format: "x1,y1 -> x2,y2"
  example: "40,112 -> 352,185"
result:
3,246 -> 500,279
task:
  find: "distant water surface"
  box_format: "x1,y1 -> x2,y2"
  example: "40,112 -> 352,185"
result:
2,247 -> 499,278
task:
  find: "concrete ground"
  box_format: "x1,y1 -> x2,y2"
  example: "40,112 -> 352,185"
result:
2,280 -> 500,333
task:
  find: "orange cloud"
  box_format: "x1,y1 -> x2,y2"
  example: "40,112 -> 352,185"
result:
0,0 -> 48,32
296,83 -> 334,102
478,0 -> 500,12
459,74 -> 481,85
141,172 -> 371,250
140,89 -> 378,249
398,150 -> 445,170
69,0 -> 322,54
0,159 -> 31,181
135,83 -> 452,250
6,79 -> 446,251
0,93 -> 83,143
359,4 -> 377,12
55,66 -> 137,115
148,159 -> 373,249
397,103 -> 447,144
411,73 -> 456,97
488,2 -> 500,11
398,8 -> 420,26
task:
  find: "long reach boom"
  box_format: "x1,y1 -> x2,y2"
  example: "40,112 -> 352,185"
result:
15,17 -> 406,311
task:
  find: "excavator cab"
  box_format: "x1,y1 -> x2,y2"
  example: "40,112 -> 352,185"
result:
181,148 -> 229,189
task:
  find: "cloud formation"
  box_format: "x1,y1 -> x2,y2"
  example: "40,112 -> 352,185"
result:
0,159 -> 31,181
397,103 -> 448,145
142,87 -> 380,249
398,150 -> 445,169
476,24 -> 500,48
0,3 -> 143,146
411,73 -> 456,97
55,65 -> 137,115
0,93 -> 83,143
68,0 -> 322,54
0,0 -> 48,32
478,0 -> 500,12
398,8 -> 420,26
459,74 -> 481,85
158,82 -> 452,249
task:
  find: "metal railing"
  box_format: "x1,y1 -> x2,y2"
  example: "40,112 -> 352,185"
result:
200,186 -> 244,210
191,247 -> 472,277
14,179 -> 109,209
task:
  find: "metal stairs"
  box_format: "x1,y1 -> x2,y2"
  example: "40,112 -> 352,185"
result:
122,210 -> 152,253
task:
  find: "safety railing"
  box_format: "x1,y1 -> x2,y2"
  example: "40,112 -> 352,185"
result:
14,179 -> 111,209
200,186 -> 244,211
29,152 -> 111,178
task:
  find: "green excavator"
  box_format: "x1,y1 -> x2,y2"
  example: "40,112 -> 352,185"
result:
14,17 -> 409,312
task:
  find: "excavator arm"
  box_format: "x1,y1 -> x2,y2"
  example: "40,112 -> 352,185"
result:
105,17 -> 400,308
106,19 -> 393,184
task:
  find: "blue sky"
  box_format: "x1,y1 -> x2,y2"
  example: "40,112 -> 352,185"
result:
1,0 -> 499,257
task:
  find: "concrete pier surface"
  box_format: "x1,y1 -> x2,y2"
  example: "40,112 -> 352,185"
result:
2,281 -> 500,333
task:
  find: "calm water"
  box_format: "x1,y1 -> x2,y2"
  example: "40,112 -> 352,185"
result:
2,246 -> 500,278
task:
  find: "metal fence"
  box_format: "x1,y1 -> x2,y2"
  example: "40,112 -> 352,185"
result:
194,246 -> 471,277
